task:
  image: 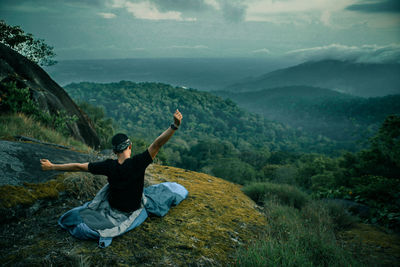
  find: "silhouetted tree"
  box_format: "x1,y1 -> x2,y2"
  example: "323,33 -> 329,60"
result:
0,20 -> 56,66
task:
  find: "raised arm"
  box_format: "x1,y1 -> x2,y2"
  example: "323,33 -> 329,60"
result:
40,159 -> 89,172
148,109 -> 183,160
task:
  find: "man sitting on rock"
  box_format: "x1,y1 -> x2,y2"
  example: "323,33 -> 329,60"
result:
40,109 -> 183,213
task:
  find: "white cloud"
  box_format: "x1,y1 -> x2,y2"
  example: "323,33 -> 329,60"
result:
286,43 -> 400,63
112,0 -> 196,21
111,0 -> 126,8
98,12 -> 116,19
167,45 -> 209,49
204,0 -> 220,10
245,0 -> 353,25
252,48 -> 271,54
320,10 -> 331,26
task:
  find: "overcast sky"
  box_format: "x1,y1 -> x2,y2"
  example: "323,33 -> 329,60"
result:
1,0 -> 399,62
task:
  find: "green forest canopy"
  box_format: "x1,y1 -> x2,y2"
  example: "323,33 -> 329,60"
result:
65,81 -> 337,154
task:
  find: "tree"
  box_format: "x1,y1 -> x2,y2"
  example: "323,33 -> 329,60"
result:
370,115 -> 400,168
78,101 -> 114,149
0,20 -> 56,66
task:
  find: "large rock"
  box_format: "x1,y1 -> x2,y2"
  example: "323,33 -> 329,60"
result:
0,140 -> 96,186
0,43 -> 100,148
0,159 -> 267,265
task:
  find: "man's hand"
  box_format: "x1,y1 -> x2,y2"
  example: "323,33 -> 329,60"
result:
40,159 -> 89,172
174,109 -> 183,127
148,109 -> 183,160
40,159 -> 53,171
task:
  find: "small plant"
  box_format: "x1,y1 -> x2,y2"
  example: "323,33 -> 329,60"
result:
1,81 -> 77,137
0,81 -> 37,114
236,199 -> 361,266
242,182 -> 309,209
325,201 -> 358,230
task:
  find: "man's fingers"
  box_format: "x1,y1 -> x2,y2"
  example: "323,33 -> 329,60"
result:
174,109 -> 183,119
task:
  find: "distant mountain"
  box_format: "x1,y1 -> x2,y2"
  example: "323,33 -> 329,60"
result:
214,86 -> 400,142
225,60 -> 400,97
44,58 -> 290,90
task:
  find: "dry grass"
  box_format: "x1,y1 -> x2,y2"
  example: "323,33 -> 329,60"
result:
0,113 -> 91,152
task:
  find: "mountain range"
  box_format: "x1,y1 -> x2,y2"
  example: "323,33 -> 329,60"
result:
214,86 -> 400,143
225,60 -> 400,97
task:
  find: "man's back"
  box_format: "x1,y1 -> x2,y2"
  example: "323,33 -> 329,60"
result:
88,150 -> 153,212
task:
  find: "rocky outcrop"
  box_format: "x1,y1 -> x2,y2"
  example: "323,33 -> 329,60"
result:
0,43 -> 100,148
0,140 -> 97,186
0,143 -> 267,265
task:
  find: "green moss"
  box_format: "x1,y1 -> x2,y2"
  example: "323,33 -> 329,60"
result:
0,172 -> 108,211
338,223 -> 400,265
0,185 -> 36,208
1,164 -> 268,266
0,177 -> 66,209
142,164 -> 268,264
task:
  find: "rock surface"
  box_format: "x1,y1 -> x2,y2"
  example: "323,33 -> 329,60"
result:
0,142 -> 267,266
0,43 -> 100,148
0,140 -> 96,186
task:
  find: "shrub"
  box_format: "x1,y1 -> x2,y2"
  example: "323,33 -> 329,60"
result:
242,182 -> 309,209
324,201 -> 358,231
1,81 -> 77,136
78,101 -> 114,149
0,81 -> 37,114
262,164 -> 297,185
236,200 -> 361,267
63,172 -> 107,200
0,113 -> 90,152
311,171 -> 336,191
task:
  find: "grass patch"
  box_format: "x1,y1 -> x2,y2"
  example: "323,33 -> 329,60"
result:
0,113 -> 91,152
324,201 -> 358,231
236,200 -> 361,266
241,182 -> 309,209
63,172 -> 107,201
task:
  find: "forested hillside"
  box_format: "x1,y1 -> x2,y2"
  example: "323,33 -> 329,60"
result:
214,86 -> 400,149
65,82 -> 336,150
65,81 -> 337,182
64,81 -> 400,231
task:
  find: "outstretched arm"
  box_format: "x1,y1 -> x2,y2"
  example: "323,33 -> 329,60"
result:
40,159 -> 89,172
148,109 -> 183,160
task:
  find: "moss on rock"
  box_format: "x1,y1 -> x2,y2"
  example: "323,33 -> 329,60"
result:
338,223 -> 400,266
0,164 -> 267,266
0,176 -> 65,209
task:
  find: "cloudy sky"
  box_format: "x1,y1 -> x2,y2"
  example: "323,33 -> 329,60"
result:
1,0 -> 399,62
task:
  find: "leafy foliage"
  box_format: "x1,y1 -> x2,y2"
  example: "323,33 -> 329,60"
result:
65,81 -> 340,182
65,81 -> 399,230
215,86 -> 400,150
236,200 -> 360,266
0,20 -> 56,66
242,182 -> 309,209
78,101 -> 115,149
0,81 -> 77,136
0,113 -> 91,152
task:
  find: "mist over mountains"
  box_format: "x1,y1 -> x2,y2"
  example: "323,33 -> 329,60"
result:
214,86 -> 400,143
44,58 -> 292,90
48,57 -> 399,149
225,60 -> 400,97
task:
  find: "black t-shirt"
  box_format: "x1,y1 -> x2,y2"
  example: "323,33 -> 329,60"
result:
88,150 -> 153,212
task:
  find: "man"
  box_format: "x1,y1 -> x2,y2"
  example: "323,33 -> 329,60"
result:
41,109 -> 183,213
